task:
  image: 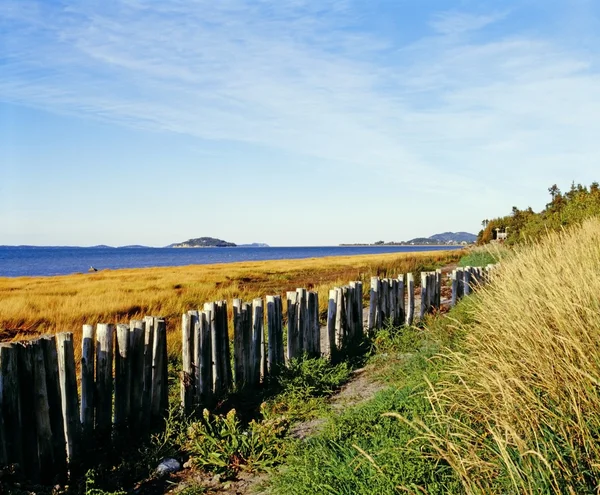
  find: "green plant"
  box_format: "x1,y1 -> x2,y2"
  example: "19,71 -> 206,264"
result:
186,408 -> 289,478
84,470 -> 127,495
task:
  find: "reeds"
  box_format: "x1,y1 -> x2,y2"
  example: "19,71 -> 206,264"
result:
421,218 -> 600,493
0,249 -> 461,358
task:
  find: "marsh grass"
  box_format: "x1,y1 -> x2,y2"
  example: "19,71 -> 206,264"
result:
417,218 -> 600,493
0,250 -> 462,358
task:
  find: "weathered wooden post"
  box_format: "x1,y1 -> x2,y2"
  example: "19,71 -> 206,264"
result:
217,301 -> 233,392
456,268 -> 464,299
115,324 -> 132,427
181,313 -> 194,412
233,299 -> 244,388
204,302 -> 221,396
286,292 -> 299,361
40,335 -> 67,478
407,273 -> 415,325
81,325 -> 95,436
397,275 -> 405,325
56,333 -> 81,469
381,279 -> 389,325
267,295 -> 284,372
196,309 -> 212,406
451,270 -> 458,307
334,288 -> 344,349
420,273 -> 428,320
257,298 -> 268,380
251,298 -> 263,386
436,269 -> 442,308
31,340 -> 54,482
307,291 -> 320,356
327,289 -> 337,360
95,323 -> 114,434
345,285 -> 354,344
464,267 -> 472,297
18,342 -> 40,480
296,288 -> 308,354
141,316 -> 155,430
129,320 -> 145,425
356,281 -> 364,338
368,277 -> 378,335
0,344 -> 22,467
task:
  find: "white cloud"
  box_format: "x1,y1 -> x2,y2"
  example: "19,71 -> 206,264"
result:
1,0 -> 600,222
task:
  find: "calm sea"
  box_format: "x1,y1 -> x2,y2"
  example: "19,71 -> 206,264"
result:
0,245 -> 462,278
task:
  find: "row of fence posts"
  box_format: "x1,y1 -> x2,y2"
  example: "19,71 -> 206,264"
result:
450,265 -> 495,306
0,317 -> 168,484
1,265 -> 498,483
181,283 -> 365,412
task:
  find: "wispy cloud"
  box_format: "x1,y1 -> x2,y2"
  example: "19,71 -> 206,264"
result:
2,0 -> 600,202
429,10 -> 508,36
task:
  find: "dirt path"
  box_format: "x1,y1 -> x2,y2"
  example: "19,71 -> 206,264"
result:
164,264 -> 459,495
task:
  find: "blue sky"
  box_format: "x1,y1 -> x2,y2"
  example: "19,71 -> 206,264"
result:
2,0 -> 600,246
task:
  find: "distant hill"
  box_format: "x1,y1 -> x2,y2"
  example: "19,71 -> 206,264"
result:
341,231 -> 476,246
170,237 -> 236,248
426,232 -> 477,244
238,243 -> 270,247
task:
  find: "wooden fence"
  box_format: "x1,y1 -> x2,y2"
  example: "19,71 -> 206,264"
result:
0,317 -> 168,483
1,264 -> 496,483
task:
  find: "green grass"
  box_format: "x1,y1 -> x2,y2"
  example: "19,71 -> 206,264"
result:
267,301 -> 478,495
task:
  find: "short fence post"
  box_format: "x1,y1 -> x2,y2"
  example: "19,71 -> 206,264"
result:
407,273 -> 415,325
95,323 -> 114,435
233,299 -> 244,388
197,309 -> 213,406
141,317 -> 155,431
115,324 -> 131,427
397,275 -> 405,325
31,339 -> 54,483
335,288 -> 345,350
307,291 -> 320,356
18,342 -> 40,480
0,344 -> 22,468
218,301 -> 233,392
129,320 -> 145,425
205,302 -> 221,396
40,335 -> 67,479
286,292 -> 299,361
150,318 -> 168,419
181,313 -> 194,412
296,289 -> 308,354
327,289 -> 337,360
80,325 -> 95,437
464,267 -> 472,297
368,277 -> 378,335
251,298 -> 263,386
267,295 -> 284,372
451,270 -> 458,307
56,333 -> 81,471
39,335 -> 67,479
420,273 -> 428,320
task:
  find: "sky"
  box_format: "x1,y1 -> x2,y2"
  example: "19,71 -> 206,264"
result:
1,0 -> 600,247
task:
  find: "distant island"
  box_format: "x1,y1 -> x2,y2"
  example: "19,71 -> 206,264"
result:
170,237 -> 237,248
341,231 -> 476,246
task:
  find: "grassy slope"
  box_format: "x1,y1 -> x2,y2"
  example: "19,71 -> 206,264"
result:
0,249 -> 462,357
270,218 -> 600,494
267,302 -> 476,495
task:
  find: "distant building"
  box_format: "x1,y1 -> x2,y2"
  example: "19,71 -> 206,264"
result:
494,228 -> 508,242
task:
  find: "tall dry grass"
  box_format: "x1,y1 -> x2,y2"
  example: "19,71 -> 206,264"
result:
421,218 -> 600,493
0,249 -> 461,357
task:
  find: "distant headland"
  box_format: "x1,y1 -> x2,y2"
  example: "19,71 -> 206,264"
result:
341,231 -> 476,246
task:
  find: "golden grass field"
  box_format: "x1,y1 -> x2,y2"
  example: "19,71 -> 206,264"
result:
0,249 -> 463,357
421,218 -> 600,493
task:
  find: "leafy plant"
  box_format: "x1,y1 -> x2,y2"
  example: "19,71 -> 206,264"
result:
186,408 -> 289,478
